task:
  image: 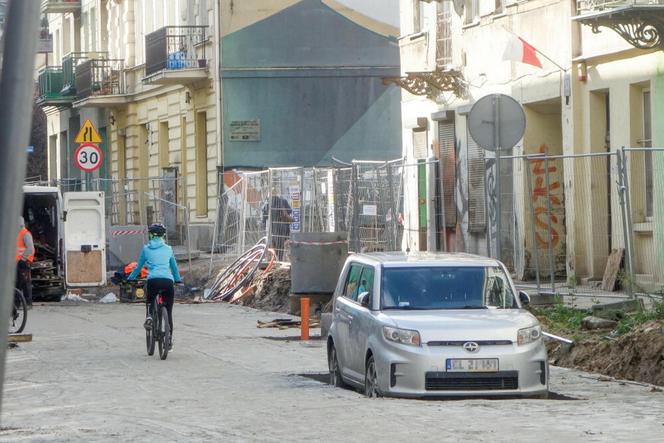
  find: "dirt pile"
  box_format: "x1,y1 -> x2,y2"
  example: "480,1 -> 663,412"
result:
237,265 -> 291,313
548,321 -> 664,386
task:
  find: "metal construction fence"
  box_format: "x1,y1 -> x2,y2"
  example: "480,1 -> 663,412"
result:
28,175 -> 191,249
485,147 -> 664,299
210,159 -> 419,269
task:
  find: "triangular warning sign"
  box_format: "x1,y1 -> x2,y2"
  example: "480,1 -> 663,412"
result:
74,119 -> 102,144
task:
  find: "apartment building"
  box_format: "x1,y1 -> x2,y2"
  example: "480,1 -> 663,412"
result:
37,0 -> 218,247
397,0 -> 664,287
37,0 -> 402,250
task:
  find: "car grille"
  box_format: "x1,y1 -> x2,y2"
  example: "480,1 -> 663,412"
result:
427,340 -> 513,346
425,371 -> 519,391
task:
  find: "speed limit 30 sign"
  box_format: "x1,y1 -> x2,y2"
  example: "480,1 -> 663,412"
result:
74,143 -> 103,172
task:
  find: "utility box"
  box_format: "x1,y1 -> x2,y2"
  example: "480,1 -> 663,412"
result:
289,232 -> 348,294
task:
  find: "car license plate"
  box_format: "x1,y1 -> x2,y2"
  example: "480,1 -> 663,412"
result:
446,358 -> 498,372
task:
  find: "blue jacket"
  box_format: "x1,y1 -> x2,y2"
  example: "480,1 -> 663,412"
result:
128,238 -> 182,282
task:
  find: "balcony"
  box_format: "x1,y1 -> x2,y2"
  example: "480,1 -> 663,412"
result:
36,66 -> 74,107
41,0 -> 81,14
61,52 -> 95,96
574,0 -> 664,49
73,58 -> 128,108
143,26 -> 209,85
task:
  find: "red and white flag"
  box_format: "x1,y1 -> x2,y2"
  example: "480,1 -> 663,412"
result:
502,34 -> 542,68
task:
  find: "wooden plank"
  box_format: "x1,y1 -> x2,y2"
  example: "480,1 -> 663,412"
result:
601,248 -> 624,292
8,334 -> 32,343
66,250 -> 102,284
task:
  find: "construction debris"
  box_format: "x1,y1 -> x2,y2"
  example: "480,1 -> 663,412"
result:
236,265 -> 291,313
257,319 -> 321,330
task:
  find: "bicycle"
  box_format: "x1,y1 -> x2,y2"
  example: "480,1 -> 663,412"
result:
9,288 -> 27,334
146,289 -> 171,360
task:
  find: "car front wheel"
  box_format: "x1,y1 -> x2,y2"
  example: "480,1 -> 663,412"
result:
329,345 -> 346,388
364,355 -> 381,398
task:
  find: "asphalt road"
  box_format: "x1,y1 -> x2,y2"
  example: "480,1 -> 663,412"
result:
1,302 -> 663,442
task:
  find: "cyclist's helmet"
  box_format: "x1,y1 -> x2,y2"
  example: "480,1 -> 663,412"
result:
148,223 -> 167,237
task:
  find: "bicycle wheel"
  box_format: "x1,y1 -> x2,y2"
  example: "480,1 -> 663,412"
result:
158,305 -> 170,360
9,289 -> 27,334
146,302 -> 156,356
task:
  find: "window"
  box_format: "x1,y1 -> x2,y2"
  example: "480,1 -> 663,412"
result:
464,0 -> 480,25
642,90 -> 653,219
195,111 -> 208,216
179,117 -> 187,206
343,264 -> 363,300
158,121 -> 169,169
495,0 -> 504,15
198,0 -> 209,26
413,0 -> 426,33
380,266 -> 516,310
358,267 -> 375,300
436,1 -> 452,67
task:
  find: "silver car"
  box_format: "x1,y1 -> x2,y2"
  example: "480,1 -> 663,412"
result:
327,252 -> 548,398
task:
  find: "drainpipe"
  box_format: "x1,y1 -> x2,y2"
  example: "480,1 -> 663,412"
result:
214,0 -> 224,170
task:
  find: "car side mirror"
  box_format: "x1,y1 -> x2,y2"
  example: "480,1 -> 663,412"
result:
357,291 -> 370,308
519,291 -> 531,306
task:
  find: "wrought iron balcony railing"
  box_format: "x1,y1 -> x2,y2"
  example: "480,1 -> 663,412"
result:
577,0 -> 664,13
75,58 -> 125,99
145,26 -> 208,77
574,0 -> 664,49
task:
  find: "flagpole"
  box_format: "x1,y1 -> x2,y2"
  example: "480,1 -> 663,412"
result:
501,26 -> 567,71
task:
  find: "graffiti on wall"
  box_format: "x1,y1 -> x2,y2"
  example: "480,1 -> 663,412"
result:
530,144 -> 563,249
454,138 -> 469,252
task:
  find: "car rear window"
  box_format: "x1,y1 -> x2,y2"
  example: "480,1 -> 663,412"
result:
381,266 -> 517,310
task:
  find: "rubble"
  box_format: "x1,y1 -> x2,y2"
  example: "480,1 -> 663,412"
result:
236,264 -> 291,313
582,316 -> 618,330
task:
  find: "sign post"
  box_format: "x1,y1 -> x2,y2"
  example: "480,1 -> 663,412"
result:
468,94 -> 526,261
74,119 -> 103,189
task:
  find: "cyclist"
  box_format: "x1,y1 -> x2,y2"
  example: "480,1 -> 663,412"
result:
128,223 -> 182,350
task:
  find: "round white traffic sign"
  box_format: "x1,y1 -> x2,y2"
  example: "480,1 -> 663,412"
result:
74,143 -> 103,172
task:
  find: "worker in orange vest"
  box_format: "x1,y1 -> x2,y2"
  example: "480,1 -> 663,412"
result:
16,216 -> 34,307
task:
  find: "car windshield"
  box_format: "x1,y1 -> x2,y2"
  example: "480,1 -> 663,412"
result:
380,266 -> 517,310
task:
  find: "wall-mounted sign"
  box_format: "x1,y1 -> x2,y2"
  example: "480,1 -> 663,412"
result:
229,120 -> 260,142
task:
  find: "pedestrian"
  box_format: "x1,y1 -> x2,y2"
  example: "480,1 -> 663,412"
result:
128,223 -> 182,351
16,216 -> 34,307
262,187 -> 294,261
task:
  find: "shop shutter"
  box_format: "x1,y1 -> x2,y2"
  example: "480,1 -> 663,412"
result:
438,120 -> 456,228
467,130 -> 486,232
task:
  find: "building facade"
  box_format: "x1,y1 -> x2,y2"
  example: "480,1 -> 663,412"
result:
37,0 -> 402,251
397,0 -> 664,288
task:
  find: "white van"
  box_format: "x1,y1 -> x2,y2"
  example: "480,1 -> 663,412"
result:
23,186 -> 106,300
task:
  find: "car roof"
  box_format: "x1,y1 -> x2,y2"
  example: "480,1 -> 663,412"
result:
350,251 -> 501,268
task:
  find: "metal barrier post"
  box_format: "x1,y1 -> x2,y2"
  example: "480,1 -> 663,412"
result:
300,297 -> 310,341
544,156 -> 556,291
617,149 -> 635,297
209,180 -> 223,277
266,169 -> 273,251
185,204 -> 192,274
525,158 -> 542,294
350,164 -> 361,252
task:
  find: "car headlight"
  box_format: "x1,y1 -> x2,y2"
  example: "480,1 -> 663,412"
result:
517,325 -> 542,346
383,326 -> 421,347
